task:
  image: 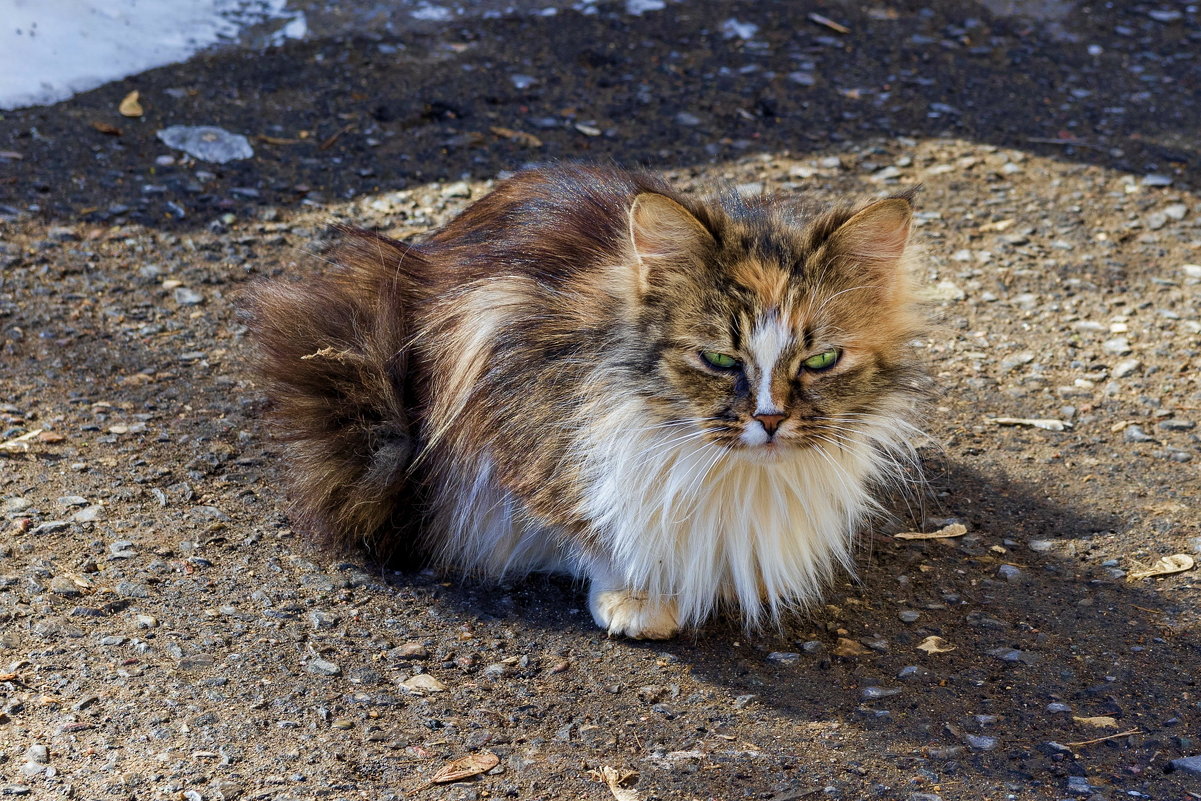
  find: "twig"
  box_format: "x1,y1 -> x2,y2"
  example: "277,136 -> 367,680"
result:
319,124 -> 356,151
0,429 -> 43,453
1064,728 -> 1140,747
808,13 -> 850,33
1025,137 -> 1108,152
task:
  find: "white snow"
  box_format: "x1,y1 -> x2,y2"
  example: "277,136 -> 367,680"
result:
0,0 -> 305,110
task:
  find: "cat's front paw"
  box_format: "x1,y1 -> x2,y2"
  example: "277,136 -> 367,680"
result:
590,588 -> 679,640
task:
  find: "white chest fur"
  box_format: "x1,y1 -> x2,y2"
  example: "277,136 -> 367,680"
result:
575,398 -> 912,628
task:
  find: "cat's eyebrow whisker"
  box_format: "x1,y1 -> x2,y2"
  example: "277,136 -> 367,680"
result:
812,283 -> 878,317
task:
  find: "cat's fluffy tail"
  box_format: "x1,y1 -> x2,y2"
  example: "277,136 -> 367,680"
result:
239,226 -> 424,555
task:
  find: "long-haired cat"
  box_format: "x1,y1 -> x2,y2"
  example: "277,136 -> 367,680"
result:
243,163 -> 928,639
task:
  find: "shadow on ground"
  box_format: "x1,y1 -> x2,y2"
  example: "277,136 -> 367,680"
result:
1,0 -> 1197,229
423,457 -> 1199,798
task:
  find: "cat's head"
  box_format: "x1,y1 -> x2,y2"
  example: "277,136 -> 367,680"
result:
622,188 -> 927,458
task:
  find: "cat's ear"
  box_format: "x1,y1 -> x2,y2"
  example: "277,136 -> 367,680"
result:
827,193 -> 914,298
829,195 -> 913,265
628,193 -> 715,291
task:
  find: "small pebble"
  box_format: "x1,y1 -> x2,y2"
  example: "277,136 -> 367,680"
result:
308,611 -> 339,629
860,686 -> 901,700
72,505 -> 104,523
115,581 -> 149,598
996,564 -> 1023,582
49,578 -> 81,596
394,642 -> 428,659
1101,337 -> 1132,355
24,745 -> 47,764
1066,776 -> 1094,795
401,674 -> 447,692
964,734 -> 998,751
1046,702 -> 1072,713
1112,358 -> 1141,378
173,287 -> 205,306
1169,755 -> 1201,776
767,652 -> 800,664
305,659 -> 341,677
898,610 -> 920,623
1124,425 -> 1154,443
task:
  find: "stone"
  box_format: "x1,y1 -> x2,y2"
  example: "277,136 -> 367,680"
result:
115,582 -> 149,598
393,642 -> 428,659
1169,755 -> 1201,776
173,287 -> 205,305
1112,358 -> 1141,378
305,659 -> 341,676
996,564 -> 1023,582
1101,337 -> 1132,355
308,611 -> 339,629
1124,425 -> 1154,443
49,577 -> 82,596
1066,775 -> 1094,795
156,126 -> 254,163
401,674 -> 447,692
72,505 -> 105,523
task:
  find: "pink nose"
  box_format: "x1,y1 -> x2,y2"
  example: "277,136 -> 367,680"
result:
753,412 -> 787,436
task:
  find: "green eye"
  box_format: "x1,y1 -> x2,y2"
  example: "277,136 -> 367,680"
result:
701,351 -> 739,370
802,348 -> 839,371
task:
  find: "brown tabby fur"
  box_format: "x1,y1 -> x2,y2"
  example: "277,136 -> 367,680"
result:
242,163 -> 929,636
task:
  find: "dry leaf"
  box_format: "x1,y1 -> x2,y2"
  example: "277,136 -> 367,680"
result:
895,523 -> 967,540
119,90 -> 143,117
1128,554 -> 1194,580
430,752 -> 499,784
989,417 -> 1071,432
489,126 -> 543,148
401,674 -> 447,692
91,121 -> 123,136
917,636 -> 956,654
832,637 -> 871,657
598,766 -> 642,801
1073,715 -> 1119,729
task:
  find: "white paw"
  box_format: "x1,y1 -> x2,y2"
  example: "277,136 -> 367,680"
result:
590,588 -> 679,640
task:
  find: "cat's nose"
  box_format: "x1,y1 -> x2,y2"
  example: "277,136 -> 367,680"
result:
753,412 -> 788,436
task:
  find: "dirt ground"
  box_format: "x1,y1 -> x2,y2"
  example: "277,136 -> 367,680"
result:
2,1 -> 1200,799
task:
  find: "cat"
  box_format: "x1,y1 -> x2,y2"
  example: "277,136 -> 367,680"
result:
242,163 -> 929,639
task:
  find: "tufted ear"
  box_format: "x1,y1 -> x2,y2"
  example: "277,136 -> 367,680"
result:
826,194 -> 914,300
829,196 -> 912,264
628,193 -> 715,293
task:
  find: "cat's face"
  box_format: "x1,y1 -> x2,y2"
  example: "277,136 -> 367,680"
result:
627,192 -> 924,458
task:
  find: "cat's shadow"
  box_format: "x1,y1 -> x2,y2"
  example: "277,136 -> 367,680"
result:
379,455 -> 1197,787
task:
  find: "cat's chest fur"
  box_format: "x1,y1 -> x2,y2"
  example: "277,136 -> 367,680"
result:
430,388 -> 907,630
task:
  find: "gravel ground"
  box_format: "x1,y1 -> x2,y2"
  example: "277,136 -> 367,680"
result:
1,2 -> 1200,799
